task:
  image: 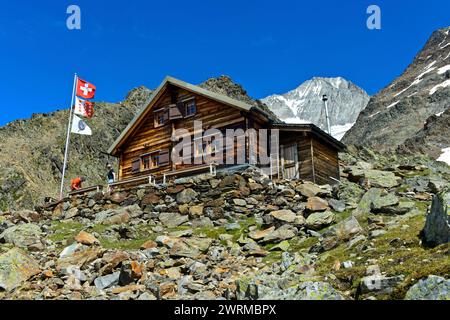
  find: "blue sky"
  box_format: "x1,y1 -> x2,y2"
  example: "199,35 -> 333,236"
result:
0,0 -> 449,126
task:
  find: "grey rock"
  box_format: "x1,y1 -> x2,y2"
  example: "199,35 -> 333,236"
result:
159,212 -> 189,228
270,210 -> 297,223
359,274 -> 404,294
61,265 -> 87,282
94,271 -> 121,290
0,223 -> 42,249
328,199 -> 346,212
176,188 -> 198,204
422,188 -> 450,246
225,222 -> 241,231
405,275 -> 450,300
0,248 -> 40,291
305,211 -> 335,230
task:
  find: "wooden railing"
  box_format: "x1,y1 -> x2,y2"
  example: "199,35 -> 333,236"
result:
162,163 -> 217,184
68,185 -> 104,196
67,163 -> 219,195
108,174 -> 157,190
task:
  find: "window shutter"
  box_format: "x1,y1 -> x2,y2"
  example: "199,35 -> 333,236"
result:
159,149 -> 170,166
131,159 -> 141,173
177,102 -> 186,117
169,104 -> 183,120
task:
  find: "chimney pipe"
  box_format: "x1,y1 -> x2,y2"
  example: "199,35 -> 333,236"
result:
322,94 -> 331,135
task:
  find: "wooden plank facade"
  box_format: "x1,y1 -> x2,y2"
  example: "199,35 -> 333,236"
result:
108,77 -> 346,185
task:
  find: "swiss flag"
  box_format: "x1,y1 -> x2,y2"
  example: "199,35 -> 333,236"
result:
76,78 -> 96,99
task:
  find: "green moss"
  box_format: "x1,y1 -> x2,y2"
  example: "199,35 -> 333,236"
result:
289,236 -> 319,253
193,226 -> 227,239
412,200 -> 429,213
310,206 -> 450,299
98,238 -> 148,250
263,251 -> 282,264
401,168 -> 432,178
47,221 -> 84,244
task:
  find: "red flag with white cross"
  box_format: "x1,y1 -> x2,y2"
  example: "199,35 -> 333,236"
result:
76,78 -> 96,99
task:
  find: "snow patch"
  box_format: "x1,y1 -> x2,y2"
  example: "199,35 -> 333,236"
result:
435,111 -> 445,117
429,79 -> 450,95
394,80 -> 421,97
386,101 -> 400,109
330,123 -> 355,141
437,64 -> 450,74
282,117 -> 312,124
369,111 -> 381,118
437,147 -> 450,165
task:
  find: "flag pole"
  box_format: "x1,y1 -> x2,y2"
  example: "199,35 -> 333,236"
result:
59,73 -> 77,200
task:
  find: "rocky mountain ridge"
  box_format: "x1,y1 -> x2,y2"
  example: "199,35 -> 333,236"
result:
343,26 -> 450,155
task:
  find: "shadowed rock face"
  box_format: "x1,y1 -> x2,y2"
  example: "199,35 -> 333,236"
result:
422,188 -> 450,247
343,26 -> 450,153
397,107 -> 450,159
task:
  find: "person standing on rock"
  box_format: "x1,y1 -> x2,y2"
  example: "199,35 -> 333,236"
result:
107,164 -> 116,184
71,177 -> 85,191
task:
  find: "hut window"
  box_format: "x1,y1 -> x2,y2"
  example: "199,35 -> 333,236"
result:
154,110 -> 168,127
185,100 -> 196,117
142,153 -> 159,170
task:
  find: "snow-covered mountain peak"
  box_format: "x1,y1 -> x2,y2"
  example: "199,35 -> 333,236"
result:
261,77 -> 370,140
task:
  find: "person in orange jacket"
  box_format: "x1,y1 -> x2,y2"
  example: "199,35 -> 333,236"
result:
71,177 -> 85,191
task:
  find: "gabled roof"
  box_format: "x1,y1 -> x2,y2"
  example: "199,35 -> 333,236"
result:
108,76 -> 259,155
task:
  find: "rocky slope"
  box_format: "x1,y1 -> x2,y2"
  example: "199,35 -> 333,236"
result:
0,154 -> 449,300
343,26 -> 450,152
397,108 -> 450,163
261,77 -> 370,140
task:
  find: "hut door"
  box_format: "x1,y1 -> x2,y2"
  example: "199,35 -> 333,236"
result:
281,143 -> 299,179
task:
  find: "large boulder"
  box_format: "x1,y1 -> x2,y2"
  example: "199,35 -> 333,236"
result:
305,211 -> 335,230
306,197 -> 329,212
0,223 -> 43,250
159,212 -> 189,228
256,280 -> 347,300
318,216 -> 364,251
270,210 -> 297,223
169,237 -> 212,259
405,276 -> 450,300
95,205 -> 142,225
348,167 -> 400,188
296,183 -> 328,198
336,180 -> 365,206
0,248 -> 40,291
358,274 -> 404,294
421,188 -> 450,247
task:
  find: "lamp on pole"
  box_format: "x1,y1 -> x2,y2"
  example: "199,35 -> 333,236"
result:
322,94 -> 331,135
